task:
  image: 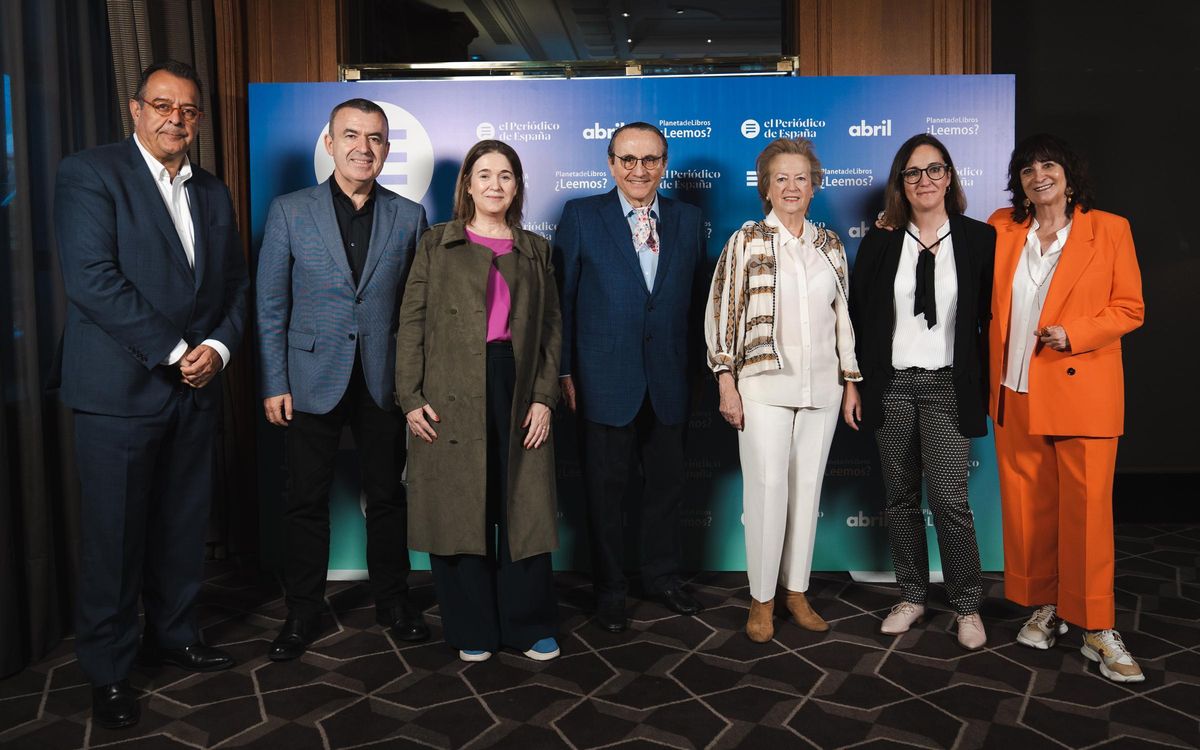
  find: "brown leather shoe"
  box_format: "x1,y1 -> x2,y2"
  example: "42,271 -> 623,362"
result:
785,590 -> 829,632
745,598 -> 775,642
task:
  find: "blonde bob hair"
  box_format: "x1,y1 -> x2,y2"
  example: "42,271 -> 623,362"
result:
755,138 -> 823,215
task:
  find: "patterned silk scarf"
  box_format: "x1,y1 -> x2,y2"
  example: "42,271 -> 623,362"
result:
632,205 -> 659,253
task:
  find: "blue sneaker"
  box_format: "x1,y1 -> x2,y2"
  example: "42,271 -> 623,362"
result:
459,649 -> 491,662
523,637 -> 560,661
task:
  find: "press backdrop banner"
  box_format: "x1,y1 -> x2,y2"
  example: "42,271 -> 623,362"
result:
249,74 -> 1015,577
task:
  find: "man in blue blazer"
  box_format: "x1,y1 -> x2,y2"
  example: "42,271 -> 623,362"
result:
54,61 -> 249,729
556,122 -> 707,632
256,98 -> 429,661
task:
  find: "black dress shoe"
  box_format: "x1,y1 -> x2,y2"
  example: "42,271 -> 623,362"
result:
269,613 -> 322,662
92,680 -> 139,729
142,642 -> 235,672
595,602 -> 628,633
658,585 -> 702,616
376,598 -> 430,642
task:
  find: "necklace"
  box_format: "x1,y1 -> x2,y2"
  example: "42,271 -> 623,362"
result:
1025,241 -> 1062,304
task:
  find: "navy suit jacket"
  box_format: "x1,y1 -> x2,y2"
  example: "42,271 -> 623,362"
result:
556,189 -> 706,427
256,181 -> 427,414
54,138 -> 249,416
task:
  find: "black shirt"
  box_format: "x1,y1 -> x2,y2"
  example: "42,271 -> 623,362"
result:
330,178 -> 375,285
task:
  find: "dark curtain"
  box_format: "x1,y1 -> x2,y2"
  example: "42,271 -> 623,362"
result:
0,0 -> 119,678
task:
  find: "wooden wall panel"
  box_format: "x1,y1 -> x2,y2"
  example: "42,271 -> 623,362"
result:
246,0 -> 339,84
793,0 -> 990,76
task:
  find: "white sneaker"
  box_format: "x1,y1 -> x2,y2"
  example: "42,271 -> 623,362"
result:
1017,605 -> 1067,650
956,613 -> 987,650
459,649 -> 492,662
1081,630 -> 1145,683
880,601 -> 925,635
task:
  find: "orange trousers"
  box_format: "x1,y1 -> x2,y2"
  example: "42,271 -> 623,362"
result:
993,388 -> 1117,630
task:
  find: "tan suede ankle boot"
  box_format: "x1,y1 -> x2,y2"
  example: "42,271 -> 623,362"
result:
786,590 -> 829,632
745,598 -> 775,642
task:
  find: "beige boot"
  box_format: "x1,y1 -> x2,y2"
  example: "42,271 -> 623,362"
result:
785,590 -> 829,632
745,598 -> 775,642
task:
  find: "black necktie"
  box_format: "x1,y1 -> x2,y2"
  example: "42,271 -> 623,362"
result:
906,228 -> 950,329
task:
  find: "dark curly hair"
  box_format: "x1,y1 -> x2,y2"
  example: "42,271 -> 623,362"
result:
1005,133 -> 1094,223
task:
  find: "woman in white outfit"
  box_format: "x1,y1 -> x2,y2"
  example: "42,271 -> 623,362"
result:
705,138 -> 861,642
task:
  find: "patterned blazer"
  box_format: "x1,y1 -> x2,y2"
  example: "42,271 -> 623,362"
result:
256,180 -> 428,414
705,215 -> 861,383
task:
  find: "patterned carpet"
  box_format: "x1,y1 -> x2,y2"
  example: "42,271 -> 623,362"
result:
1,524 -> 1198,749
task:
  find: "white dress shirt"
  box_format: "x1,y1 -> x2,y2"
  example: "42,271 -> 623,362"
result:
891,220 -> 957,369
1002,219 -> 1072,393
740,212 -> 841,408
133,134 -> 230,369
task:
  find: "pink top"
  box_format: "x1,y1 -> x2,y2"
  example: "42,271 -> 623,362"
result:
467,229 -> 514,343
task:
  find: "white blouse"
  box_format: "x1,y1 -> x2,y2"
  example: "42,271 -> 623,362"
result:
891,220 -> 958,370
1003,219 -> 1073,393
739,213 -> 842,408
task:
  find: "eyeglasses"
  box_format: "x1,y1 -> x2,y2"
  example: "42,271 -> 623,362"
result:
612,154 -> 664,170
138,97 -> 202,123
901,163 -> 949,183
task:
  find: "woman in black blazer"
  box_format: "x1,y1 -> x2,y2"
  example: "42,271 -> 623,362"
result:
845,133 -> 995,649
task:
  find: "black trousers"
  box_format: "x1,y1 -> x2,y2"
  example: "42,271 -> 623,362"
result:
74,385 -> 214,686
283,357 -> 410,617
430,342 -> 557,651
875,367 -> 983,615
580,396 -> 685,604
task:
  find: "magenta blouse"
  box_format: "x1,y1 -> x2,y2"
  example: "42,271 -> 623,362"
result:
466,229 -> 514,343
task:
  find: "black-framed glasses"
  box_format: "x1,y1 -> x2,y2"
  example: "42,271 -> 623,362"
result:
612,154 -> 664,170
901,163 -> 949,183
138,97 -> 202,123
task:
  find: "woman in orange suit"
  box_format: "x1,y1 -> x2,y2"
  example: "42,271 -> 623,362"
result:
989,133 -> 1145,683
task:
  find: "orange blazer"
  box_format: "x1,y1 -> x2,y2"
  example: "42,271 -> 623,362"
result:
988,207 -> 1144,437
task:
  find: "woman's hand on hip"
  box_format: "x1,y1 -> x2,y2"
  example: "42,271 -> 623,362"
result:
522,402 -> 553,449
716,372 -> 744,431
406,404 -> 440,443
842,381 -> 862,430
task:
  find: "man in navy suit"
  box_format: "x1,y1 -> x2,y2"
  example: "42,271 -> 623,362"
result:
256,99 -> 429,661
556,122 -> 707,632
54,60 -> 249,729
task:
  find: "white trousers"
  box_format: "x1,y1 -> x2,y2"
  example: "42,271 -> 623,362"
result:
738,396 -> 840,602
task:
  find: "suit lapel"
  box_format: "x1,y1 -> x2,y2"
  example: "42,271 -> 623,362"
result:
600,191 -> 648,293
1039,208 -> 1097,327
992,216 -> 1027,348
358,186 -> 396,292
949,214 -> 972,328
310,181 -> 355,288
125,139 -> 193,282
187,180 -> 207,290
876,228 -> 904,314
649,196 -> 677,298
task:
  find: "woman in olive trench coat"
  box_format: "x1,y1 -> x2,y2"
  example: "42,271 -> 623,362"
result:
394,140 -> 562,662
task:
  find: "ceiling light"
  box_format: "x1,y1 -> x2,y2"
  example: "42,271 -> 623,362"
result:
676,8 -> 684,13
706,38 -> 713,43
626,38 -> 632,43
621,11 -> 629,17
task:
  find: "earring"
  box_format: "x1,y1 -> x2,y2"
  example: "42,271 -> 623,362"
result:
1066,187 -> 1074,204
1022,197 -> 1031,209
